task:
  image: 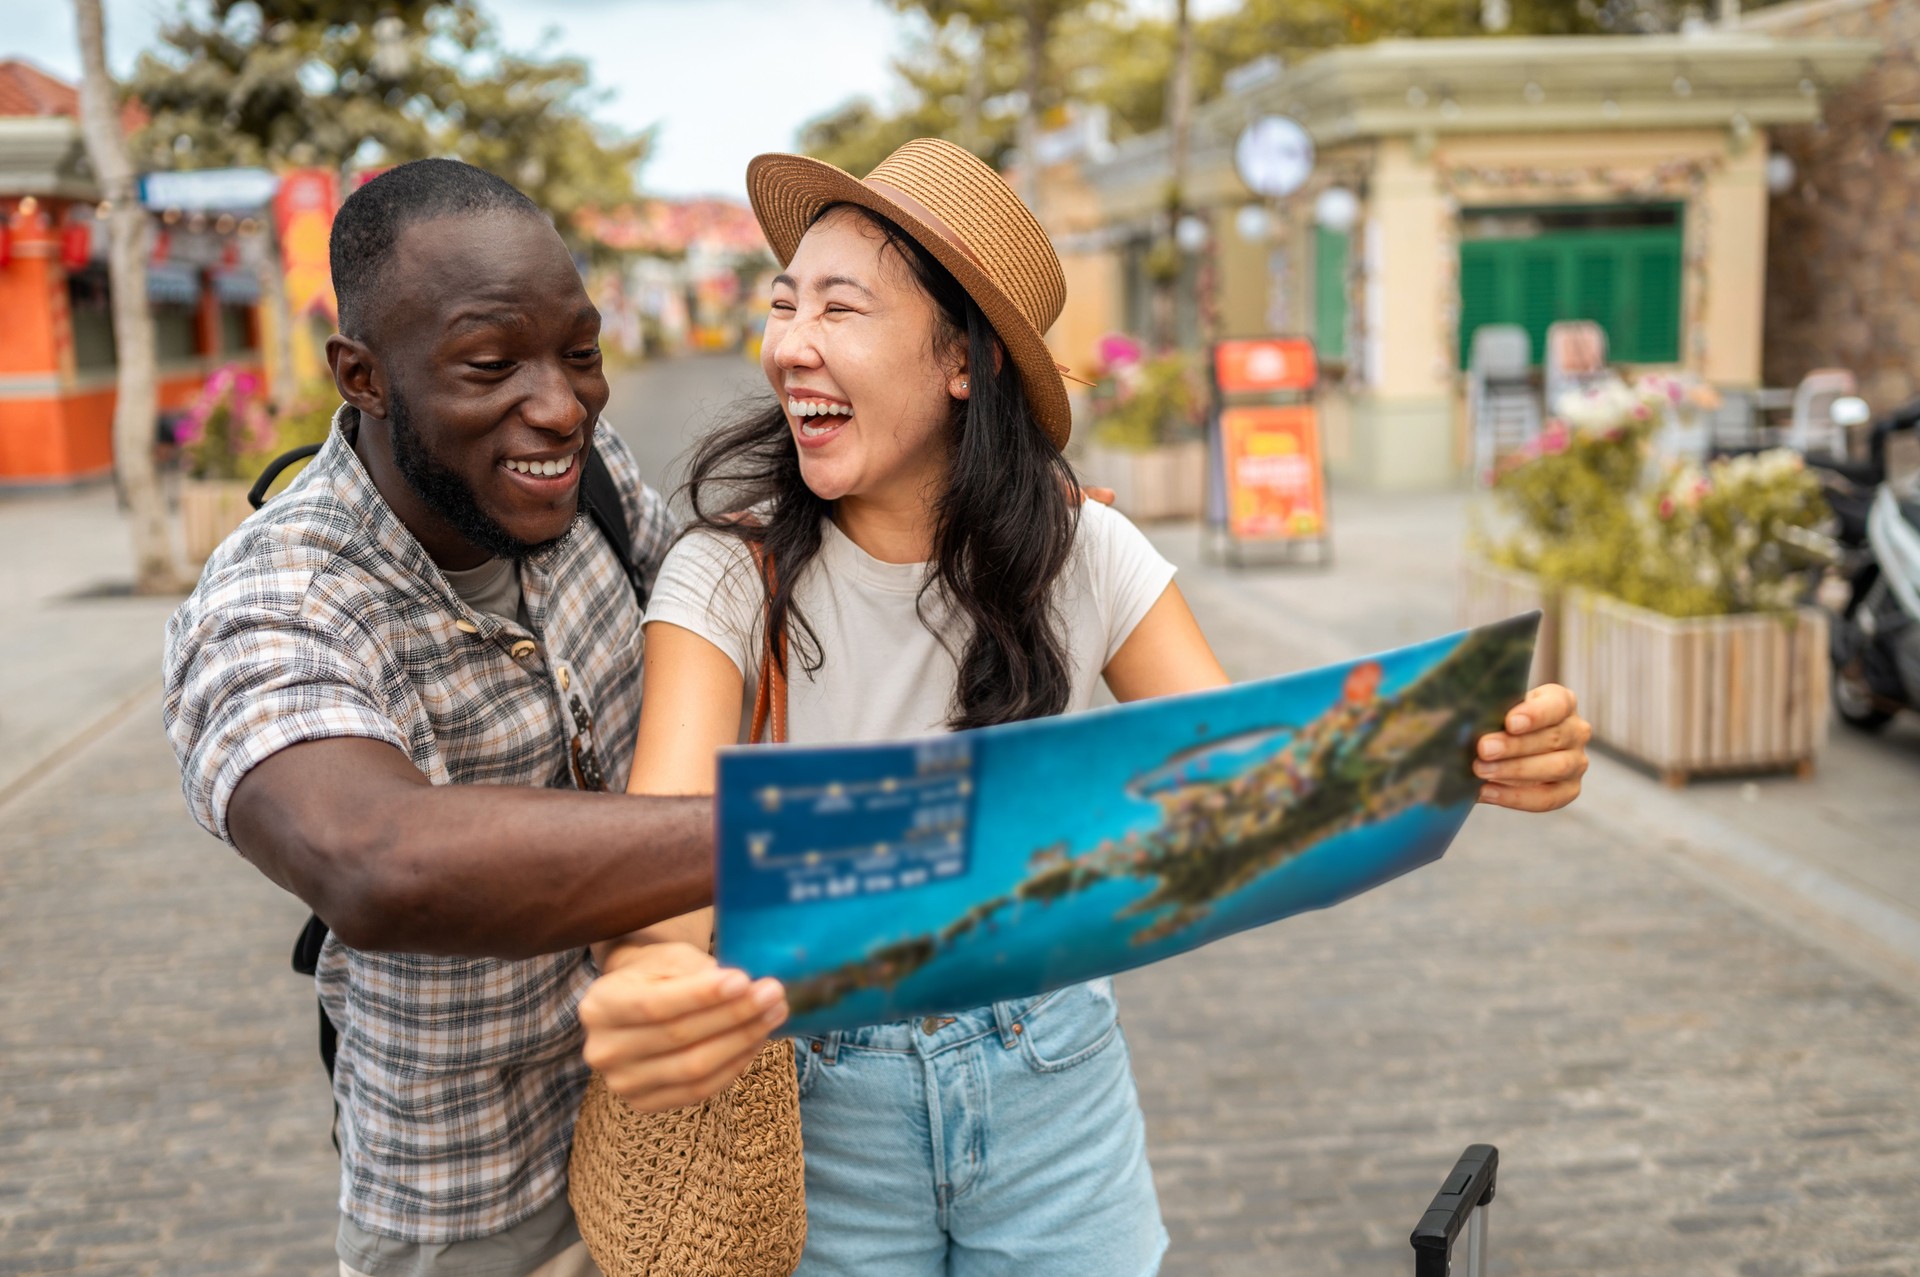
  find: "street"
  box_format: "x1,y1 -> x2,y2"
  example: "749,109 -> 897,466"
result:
3,355 -> 1918,1276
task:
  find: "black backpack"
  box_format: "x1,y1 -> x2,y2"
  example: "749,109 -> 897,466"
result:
252,439 -> 651,1090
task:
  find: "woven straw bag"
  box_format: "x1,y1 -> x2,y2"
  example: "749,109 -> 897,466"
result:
569,542 -> 806,1276
568,1041 -> 804,1277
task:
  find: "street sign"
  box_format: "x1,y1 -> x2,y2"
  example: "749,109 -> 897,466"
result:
1219,406 -> 1328,542
1234,116 -> 1314,199
1206,334 -> 1330,567
140,168 -> 279,213
1214,337 -> 1316,395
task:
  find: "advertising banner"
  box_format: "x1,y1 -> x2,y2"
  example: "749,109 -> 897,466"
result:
1213,336 -> 1316,395
716,616 -> 1539,1035
1220,405 -> 1327,541
140,167 -> 278,213
272,169 -> 339,322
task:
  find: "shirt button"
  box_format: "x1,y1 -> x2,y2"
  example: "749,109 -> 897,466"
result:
454,619 -> 479,634
510,639 -> 537,659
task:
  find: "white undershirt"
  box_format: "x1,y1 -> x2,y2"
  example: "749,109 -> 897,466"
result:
644,500 -> 1177,744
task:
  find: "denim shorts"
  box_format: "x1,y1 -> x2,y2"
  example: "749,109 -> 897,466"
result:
789,978 -> 1167,1276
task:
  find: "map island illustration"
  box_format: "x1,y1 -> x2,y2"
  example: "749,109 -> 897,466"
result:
716,615 -> 1539,1035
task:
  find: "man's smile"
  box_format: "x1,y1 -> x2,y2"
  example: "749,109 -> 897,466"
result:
499,445 -> 583,487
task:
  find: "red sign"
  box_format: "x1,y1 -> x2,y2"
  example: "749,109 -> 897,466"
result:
1219,405 -> 1327,540
274,168 -> 341,320
1213,338 -> 1316,395
60,223 -> 91,271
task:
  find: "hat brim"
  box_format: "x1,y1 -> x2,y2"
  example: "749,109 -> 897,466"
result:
745,152 -> 1072,449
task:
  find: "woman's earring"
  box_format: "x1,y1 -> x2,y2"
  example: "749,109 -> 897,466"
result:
960,379 -> 969,391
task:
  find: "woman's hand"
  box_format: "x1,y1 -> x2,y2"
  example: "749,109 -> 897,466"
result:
1474,683 -> 1591,813
579,940 -> 789,1112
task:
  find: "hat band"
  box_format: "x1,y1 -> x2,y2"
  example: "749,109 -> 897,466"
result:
865,179 -> 988,275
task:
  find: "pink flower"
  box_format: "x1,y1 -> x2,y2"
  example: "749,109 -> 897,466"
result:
1540,422 -> 1570,454
1659,495 -> 1676,520
1096,333 -> 1143,370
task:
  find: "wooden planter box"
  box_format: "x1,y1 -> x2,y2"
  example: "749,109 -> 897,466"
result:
181,478 -> 255,565
1079,441 -> 1206,522
1460,557 -> 1559,688
1558,587 -> 1829,786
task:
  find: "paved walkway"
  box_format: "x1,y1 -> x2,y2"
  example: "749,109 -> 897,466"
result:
1133,501 -> 1920,1276
4,359 -> 1918,1274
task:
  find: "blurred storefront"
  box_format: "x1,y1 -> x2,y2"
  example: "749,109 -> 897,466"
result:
577,197 -> 772,357
1041,33 -> 1877,490
1747,0 -> 1920,412
0,60 -> 267,485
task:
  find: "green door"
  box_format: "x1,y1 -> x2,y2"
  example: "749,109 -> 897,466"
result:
1457,217 -> 1684,368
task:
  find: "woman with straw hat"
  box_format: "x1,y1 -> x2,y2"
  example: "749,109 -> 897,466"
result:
581,139 -> 1591,1274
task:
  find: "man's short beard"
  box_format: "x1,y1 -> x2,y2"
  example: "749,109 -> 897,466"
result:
386,386 -> 576,562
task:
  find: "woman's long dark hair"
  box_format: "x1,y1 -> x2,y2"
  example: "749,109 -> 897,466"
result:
682,203 -> 1082,731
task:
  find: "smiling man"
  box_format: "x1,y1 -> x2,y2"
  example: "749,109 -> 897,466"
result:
162,160 -> 763,1277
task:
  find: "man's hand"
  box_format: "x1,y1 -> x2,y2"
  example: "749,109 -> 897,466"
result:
1474,683 -> 1591,813
579,942 -> 788,1112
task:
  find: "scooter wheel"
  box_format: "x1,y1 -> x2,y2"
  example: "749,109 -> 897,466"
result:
1832,667 -> 1894,732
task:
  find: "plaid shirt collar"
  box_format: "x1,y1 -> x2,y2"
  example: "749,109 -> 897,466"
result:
321,404 -> 590,644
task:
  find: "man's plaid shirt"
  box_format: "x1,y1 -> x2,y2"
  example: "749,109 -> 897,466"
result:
163,410 -> 672,1243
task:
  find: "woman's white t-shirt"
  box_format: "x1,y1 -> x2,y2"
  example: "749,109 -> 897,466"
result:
644,500 -> 1177,744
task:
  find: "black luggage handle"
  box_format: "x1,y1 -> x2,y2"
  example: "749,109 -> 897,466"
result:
249,443 -> 323,510
1411,1144 -> 1497,1277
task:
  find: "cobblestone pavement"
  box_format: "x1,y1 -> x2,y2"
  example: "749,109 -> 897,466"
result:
1,709 -> 339,1276
4,356 -> 1918,1275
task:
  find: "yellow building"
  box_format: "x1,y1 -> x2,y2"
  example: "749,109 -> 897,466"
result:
1041,34 -> 1877,491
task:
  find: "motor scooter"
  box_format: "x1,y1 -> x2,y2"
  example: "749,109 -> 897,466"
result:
1815,396 -> 1920,731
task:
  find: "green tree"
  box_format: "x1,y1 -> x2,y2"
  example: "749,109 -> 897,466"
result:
128,1 -> 650,247
802,0 -> 1696,174
803,0 -> 1095,191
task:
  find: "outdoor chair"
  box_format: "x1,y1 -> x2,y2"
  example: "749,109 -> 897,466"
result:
1704,387 -> 1762,452
1467,325 -> 1540,486
1786,368 -> 1859,461
1543,320 -> 1610,416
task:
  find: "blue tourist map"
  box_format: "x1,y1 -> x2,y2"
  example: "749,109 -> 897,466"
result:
715,615 -> 1539,1035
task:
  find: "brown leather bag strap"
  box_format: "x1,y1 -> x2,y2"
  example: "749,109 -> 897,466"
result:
746,540 -> 789,746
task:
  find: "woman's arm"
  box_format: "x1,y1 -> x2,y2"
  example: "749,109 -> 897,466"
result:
579,622 -> 787,1111
1102,582 -> 1589,812
1101,582 -> 1230,703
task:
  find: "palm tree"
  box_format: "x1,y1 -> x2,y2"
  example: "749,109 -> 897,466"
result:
74,0 -> 181,592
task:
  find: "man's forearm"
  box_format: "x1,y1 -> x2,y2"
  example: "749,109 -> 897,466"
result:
229,739 -> 714,959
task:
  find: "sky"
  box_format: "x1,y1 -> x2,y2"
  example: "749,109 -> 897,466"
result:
7,0 -> 916,198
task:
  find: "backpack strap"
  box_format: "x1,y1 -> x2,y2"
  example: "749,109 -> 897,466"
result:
580,441 -> 651,611
747,540 -> 789,745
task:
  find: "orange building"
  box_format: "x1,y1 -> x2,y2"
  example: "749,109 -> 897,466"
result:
0,60 -> 264,485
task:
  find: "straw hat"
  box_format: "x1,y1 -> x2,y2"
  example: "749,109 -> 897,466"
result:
745,138 -> 1074,448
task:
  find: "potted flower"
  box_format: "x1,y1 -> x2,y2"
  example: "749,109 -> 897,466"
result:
1462,379 -> 1664,687
176,364 -> 274,563
1077,334 -> 1208,521
1473,375 -> 1832,783
1557,448 -> 1831,784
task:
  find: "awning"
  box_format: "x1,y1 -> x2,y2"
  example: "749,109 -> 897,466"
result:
147,262 -> 201,305
212,270 -> 262,305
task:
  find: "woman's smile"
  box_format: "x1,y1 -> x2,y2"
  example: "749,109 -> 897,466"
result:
787,392 -> 854,447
